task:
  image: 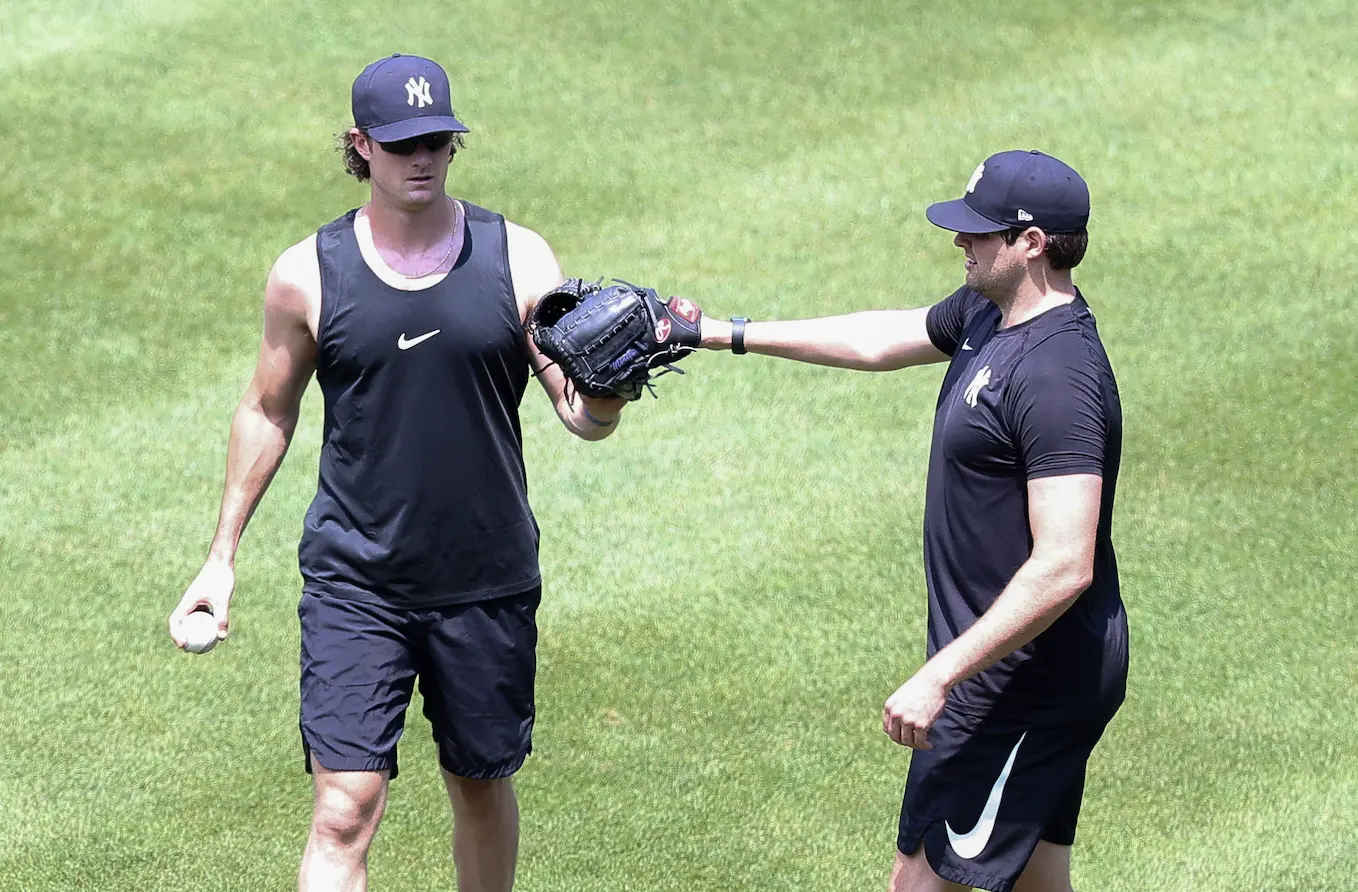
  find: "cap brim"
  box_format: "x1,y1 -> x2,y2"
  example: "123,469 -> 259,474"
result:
925,198 -> 1010,234
367,115 -> 469,141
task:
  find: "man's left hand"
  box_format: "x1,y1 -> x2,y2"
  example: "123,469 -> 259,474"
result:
883,671 -> 949,749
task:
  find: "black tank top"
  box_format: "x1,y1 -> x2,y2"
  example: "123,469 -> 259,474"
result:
298,203 -> 539,606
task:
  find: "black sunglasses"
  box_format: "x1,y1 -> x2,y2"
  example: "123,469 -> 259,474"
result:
376,131 -> 455,156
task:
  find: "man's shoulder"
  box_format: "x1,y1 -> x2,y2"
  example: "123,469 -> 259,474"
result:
460,200 -> 506,225
273,234 -> 321,285
942,287 -> 1001,338
266,234 -> 322,314
1006,308 -> 1115,404
928,286 -> 997,355
1020,299 -> 1108,359
1014,325 -> 1103,375
503,218 -> 551,255
502,220 -> 562,314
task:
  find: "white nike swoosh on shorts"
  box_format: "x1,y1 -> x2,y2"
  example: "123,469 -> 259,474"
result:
945,731 -> 1027,860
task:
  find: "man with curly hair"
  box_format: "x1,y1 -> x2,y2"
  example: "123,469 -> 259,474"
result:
169,53 -> 625,892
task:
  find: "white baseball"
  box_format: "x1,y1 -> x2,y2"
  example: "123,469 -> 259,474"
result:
182,609 -> 220,654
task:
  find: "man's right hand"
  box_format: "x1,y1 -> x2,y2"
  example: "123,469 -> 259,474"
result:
168,559 -> 236,650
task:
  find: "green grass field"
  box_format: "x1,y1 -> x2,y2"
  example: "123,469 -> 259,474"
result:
2,1 -> 1356,889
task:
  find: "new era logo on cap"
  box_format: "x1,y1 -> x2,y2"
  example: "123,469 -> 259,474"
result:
926,150 -> 1090,234
352,54 -> 469,142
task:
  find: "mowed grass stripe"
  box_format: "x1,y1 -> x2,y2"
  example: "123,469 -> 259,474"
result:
0,0 -> 223,72
4,0 -> 1354,444
4,0 -> 1354,461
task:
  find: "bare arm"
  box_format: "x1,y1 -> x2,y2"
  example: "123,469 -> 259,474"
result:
698,308 -> 949,371
506,221 -> 626,441
922,473 -> 1100,686
169,244 -> 318,646
883,473 -> 1102,747
206,261 -> 318,562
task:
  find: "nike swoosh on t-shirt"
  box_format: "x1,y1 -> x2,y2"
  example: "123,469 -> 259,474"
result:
945,732 -> 1027,860
397,330 -> 441,350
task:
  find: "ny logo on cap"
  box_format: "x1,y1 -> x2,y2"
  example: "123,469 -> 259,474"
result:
966,163 -> 985,194
406,76 -> 434,108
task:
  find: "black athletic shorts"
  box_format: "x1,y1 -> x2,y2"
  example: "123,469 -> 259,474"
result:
298,586 -> 540,780
896,705 -> 1110,892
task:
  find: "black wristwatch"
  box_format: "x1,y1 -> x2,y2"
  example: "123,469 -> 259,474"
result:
730,317 -> 750,355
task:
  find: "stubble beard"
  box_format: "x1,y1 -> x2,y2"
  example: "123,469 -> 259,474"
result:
968,261 -> 1024,303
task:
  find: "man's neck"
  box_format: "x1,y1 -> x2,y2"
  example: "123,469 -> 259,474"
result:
361,193 -> 457,253
992,268 -> 1077,329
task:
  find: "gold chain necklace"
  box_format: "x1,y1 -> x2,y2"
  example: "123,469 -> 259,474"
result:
396,200 -> 462,279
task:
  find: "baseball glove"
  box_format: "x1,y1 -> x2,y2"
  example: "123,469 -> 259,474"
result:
528,278 -> 703,401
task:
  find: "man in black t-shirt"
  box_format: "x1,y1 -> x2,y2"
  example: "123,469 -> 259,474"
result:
700,150 -> 1127,892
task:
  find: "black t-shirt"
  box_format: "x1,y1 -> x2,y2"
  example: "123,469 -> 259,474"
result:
923,286 -> 1128,727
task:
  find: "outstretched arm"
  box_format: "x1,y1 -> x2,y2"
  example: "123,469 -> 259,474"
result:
699,308 -> 948,371
506,222 -> 626,440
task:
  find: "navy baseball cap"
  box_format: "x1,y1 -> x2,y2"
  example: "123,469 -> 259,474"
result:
926,150 -> 1089,234
352,54 -> 469,141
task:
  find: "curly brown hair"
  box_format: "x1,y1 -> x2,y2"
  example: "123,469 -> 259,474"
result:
336,129 -> 466,182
